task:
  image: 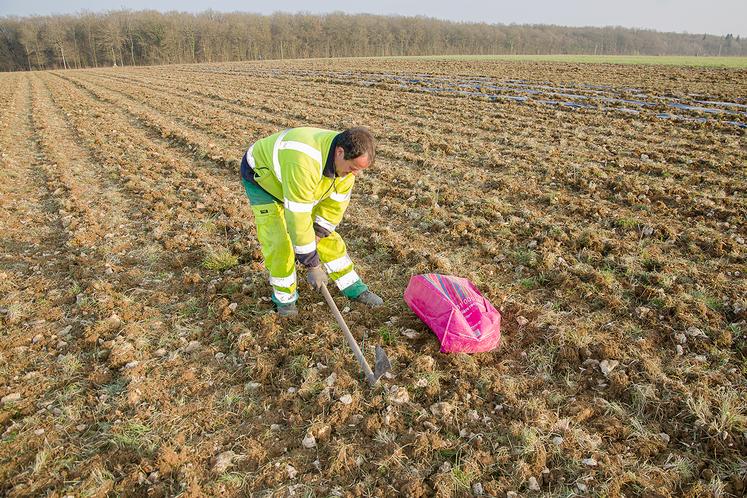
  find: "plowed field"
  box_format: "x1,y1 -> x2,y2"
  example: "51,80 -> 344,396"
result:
1,58 -> 745,497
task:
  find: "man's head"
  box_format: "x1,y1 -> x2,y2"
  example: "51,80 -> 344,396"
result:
334,127 -> 375,177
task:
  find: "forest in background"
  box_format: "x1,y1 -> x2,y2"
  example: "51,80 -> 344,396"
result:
0,10 -> 745,72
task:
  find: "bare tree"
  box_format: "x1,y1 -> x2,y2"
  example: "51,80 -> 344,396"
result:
1,10 -> 745,71
42,17 -> 70,69
17,19 -> 39,70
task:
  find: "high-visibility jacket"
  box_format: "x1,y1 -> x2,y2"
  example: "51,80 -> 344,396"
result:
241,127 -> 355,268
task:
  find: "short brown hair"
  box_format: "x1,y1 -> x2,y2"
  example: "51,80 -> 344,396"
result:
338,127 -> 375,166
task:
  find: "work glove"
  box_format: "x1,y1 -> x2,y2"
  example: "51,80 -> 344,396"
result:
306,265 -> 328,291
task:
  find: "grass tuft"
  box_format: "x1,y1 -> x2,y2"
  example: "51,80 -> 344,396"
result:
202,249 -> 238,271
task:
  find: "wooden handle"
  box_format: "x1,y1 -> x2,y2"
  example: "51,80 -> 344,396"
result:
320,284 -> 376,386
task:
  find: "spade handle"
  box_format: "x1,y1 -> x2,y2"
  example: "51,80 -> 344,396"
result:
320,284 -> 377,386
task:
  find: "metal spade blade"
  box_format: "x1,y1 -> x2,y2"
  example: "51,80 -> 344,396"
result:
374,345 -> 392,380
320,284 -> 392,386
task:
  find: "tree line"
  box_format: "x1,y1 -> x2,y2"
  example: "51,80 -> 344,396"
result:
0,10 -> 744,72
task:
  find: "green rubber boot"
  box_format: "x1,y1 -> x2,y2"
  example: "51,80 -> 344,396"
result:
353,290 -> 383,308
276,302 -> 298,318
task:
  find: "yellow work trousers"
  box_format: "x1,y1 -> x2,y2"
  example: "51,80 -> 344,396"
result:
249,200 -> 366,304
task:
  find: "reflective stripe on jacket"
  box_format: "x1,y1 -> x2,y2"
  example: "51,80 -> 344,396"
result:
242,127 -> 355,267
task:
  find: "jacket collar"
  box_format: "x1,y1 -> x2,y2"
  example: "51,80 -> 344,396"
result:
323,134 -> 339,178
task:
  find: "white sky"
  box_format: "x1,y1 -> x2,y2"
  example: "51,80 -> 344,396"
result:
1,0 -> 745,37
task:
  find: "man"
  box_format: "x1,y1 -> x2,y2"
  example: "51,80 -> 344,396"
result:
240,127 -> 384,317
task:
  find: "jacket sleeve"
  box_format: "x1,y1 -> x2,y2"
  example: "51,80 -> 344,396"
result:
281,152 -> 321,267
312,176 -> 355,238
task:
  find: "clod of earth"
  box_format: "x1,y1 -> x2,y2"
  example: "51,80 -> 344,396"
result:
1,393 -> 22,405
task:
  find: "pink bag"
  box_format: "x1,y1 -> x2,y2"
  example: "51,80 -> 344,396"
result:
404,274 -> 502,353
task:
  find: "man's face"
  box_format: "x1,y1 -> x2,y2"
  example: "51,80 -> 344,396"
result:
334,146 -> 371,177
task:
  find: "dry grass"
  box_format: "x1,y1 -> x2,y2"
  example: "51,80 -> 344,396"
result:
0,57 -> 745,496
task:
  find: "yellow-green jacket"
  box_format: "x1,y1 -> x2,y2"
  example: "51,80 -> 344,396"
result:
240,127 -> 355,267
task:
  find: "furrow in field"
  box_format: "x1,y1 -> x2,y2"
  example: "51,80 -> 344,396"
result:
80,68 -> 744,240
0,73 -> 21,124
74,70 -> 747,400
45,70 -> 439,493
59,73 -> 518,286
54,69 -> 714,378
0,74 -> 84,493
2,58 -> 743,496
71,67 -> 747,342
43,71 -> 524,493
70,69 -> 744,308
6,71 -> 216,495
94,67 -> 741,191
25,71 -> 271,495
200,70 -> 743,199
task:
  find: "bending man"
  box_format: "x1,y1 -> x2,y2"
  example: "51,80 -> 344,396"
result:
240,127 -> 383,317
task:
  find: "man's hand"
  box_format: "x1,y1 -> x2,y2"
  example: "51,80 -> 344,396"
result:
306,265 -> 328,291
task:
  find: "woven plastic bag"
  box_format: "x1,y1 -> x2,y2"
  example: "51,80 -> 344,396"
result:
404,273 -> 501,353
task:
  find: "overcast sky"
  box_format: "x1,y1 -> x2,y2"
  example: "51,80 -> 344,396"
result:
1,0 -> 745,37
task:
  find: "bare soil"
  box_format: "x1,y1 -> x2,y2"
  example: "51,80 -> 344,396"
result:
1,58 -> 745,497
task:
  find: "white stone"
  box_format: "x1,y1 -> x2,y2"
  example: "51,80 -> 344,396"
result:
582,458 -> 598,467
286,464 -> 298,479
472,482 -> 484,495
339,394 -> 353,405
402,328 -> 421,339
389,386 -> 410,404
599,360 -> 619,376
213,451 -> 238,473
325,372 -> 337,387
430,402 -> 453,417
528,476 -> 540,491
302,434 -> 316,448
516,316 -> 529,326
552,436 -> 564,445
676,345 -> 684,355
685,326 -> 707,338
154,348 -> 167,357
184,340 -> 201,353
